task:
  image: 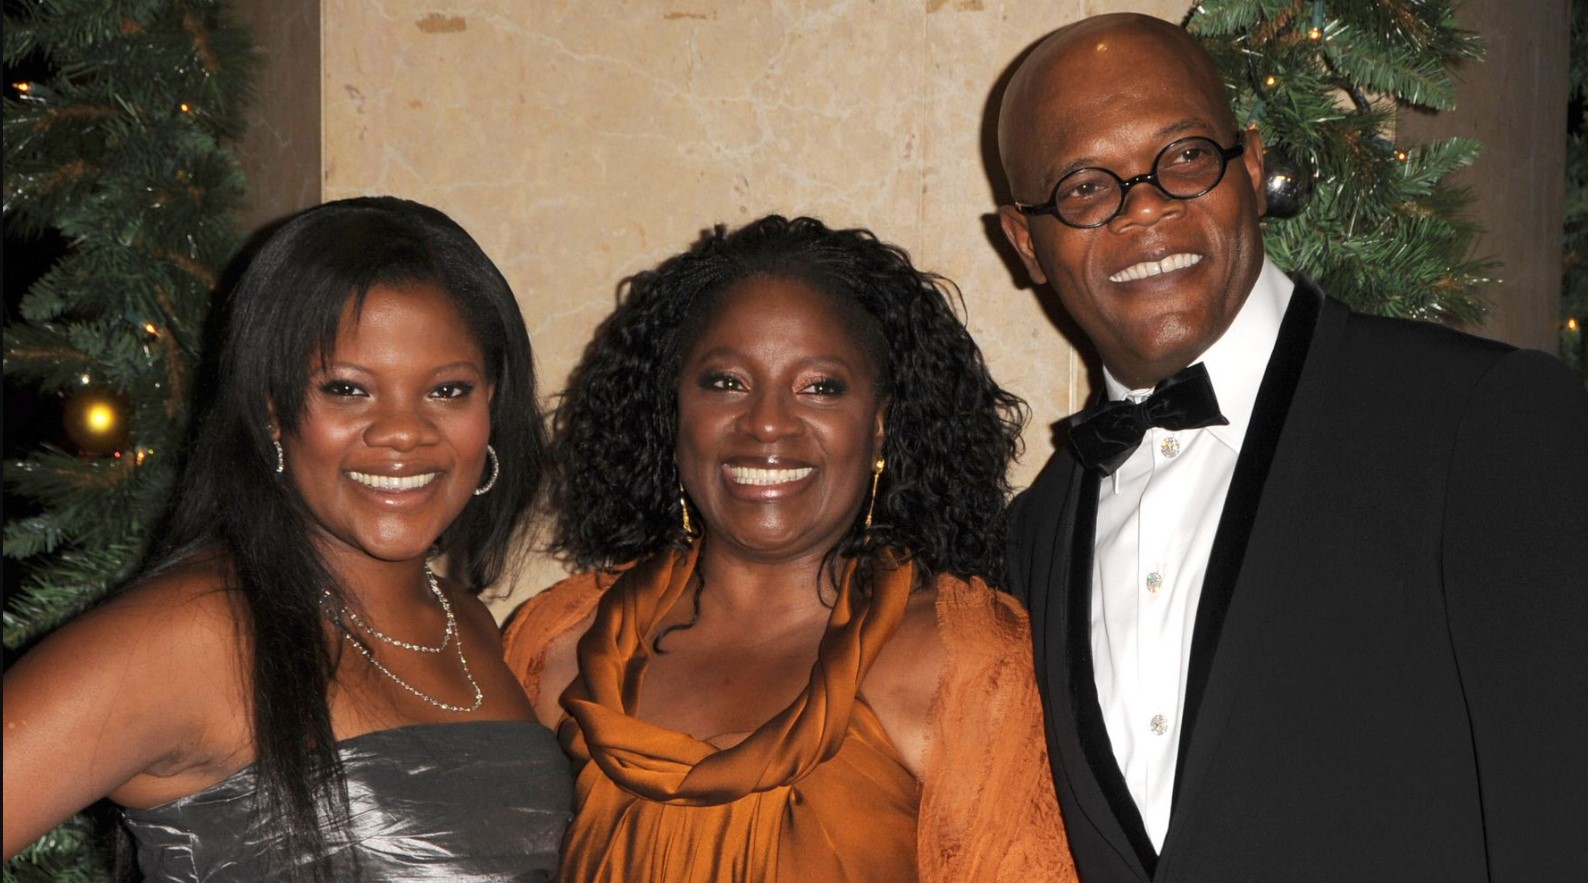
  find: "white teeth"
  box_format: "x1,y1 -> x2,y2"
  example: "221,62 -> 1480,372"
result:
1109,253 -> 1203,283
728,466 -> 814,486
348,471 -> 439,491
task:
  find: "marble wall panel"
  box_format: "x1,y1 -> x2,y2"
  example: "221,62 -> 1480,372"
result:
319,0 -> 1188,608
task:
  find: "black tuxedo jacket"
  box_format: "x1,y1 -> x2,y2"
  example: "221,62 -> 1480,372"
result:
1008,279 -> 1588,882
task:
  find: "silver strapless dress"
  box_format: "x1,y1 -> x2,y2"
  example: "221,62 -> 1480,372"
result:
122,719 -> 572,881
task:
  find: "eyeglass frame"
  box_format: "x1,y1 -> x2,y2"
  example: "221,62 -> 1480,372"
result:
1014,136 -> 1247,229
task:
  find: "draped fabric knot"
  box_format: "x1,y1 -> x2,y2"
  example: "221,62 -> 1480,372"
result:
1067,362 -> 1228,475
558,541 -> 914,806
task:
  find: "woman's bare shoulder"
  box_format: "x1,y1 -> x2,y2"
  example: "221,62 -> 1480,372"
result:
859,576 -> 946,777
49,552 -> 242,666
3,551 -> 251,828
854,571 -> 1029,721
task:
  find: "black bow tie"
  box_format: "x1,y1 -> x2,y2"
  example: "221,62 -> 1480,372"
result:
1068,362 -> 1228,475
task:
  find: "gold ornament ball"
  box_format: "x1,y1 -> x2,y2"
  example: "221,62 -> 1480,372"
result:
63,387 -> 130,455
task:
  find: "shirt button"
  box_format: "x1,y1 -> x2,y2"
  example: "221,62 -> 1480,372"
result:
1150,714 -> 1168,736
1145,571 -> 1163,593
1159,436 -> 1181,458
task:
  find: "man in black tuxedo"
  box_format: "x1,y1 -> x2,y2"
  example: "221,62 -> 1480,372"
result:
996,13 -> 1587,882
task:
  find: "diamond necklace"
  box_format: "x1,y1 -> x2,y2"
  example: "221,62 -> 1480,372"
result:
333,565 -> 483,713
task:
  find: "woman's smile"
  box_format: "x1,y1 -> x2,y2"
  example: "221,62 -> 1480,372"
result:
346,468 -> 443,493
726,465 -> 813,486
721,461 -> 818,499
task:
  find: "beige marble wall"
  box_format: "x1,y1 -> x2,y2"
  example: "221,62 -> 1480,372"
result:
225,0 -> 1574,619
317,0 -> 1189,607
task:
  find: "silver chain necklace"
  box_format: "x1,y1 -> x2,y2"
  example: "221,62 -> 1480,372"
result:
332,565 -> 484,713
342,566 -> 453,653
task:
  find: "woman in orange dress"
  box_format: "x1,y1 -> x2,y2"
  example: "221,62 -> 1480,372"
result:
505,215 -> 1075,882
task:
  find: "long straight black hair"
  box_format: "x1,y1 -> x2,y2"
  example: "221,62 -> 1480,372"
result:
147,196 -> 546,879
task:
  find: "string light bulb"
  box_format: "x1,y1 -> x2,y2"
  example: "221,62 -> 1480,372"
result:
179,102 -> 192,113
143,322 -> 159,336
1308,27 -> 1323,41
1569,317 -> 1581,332
1264,75 -> 1277,88
1394,149 -> 1409,162
14,82 -> 31,93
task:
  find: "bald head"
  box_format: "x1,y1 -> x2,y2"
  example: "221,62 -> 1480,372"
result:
993,12 -> 1267,389
998,14 -> 1238,199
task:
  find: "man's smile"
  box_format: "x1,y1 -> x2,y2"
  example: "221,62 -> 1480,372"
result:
1108,253 -> 1204,283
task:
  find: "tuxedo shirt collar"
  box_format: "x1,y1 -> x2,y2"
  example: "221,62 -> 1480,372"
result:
1101,255 -> 1294,457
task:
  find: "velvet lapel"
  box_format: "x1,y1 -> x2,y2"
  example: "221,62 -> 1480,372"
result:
1029,448 -> 1155,880
1165,278 -> 1329,834
1062,463 -> 1162,876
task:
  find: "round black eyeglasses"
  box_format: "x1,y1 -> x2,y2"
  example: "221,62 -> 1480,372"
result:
1015,137 -> 1246,229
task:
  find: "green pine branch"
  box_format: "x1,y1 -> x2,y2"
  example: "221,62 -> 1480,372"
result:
1189,0 -> 1492,323
2,539 -> 145,649
1,813 -> 116,883
1323,22 -> 1459,110
3,1 -> 254,877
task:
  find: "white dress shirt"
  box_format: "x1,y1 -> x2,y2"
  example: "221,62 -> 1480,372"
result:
1091,257 -> 1292,850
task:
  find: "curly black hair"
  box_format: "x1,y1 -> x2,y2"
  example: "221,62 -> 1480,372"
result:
550,214 -> 1025,587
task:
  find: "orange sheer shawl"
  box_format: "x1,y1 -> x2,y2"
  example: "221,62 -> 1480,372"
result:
503,548 -> 1074,882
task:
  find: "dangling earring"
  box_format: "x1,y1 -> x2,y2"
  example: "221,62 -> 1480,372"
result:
863,457 -> 885,529
678,481 -> 696,537
273,440 -> 285,475
473,445 -> 500,496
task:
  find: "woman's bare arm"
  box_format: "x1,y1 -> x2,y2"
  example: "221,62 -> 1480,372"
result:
3,569 -> 247,859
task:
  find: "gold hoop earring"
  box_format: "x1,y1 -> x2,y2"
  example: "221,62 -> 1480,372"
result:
863,457 -> 885,529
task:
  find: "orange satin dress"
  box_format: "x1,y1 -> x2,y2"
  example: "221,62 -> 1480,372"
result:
504,544 -> 1076,883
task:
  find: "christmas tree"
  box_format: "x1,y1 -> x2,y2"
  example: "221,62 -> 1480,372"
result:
1188,0 -> 1493,324
3,0 -> 253,878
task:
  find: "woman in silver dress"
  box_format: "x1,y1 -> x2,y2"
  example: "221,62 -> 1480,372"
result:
2,197 -> 571,881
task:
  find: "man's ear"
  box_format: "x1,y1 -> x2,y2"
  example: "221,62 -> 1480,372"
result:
997,204 -> 1049,285
1242,127 -> 1268,217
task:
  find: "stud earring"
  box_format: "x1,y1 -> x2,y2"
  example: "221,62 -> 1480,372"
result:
863,457 -> 885,529
273,440 -> 285,475
473,445 -> 499,496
